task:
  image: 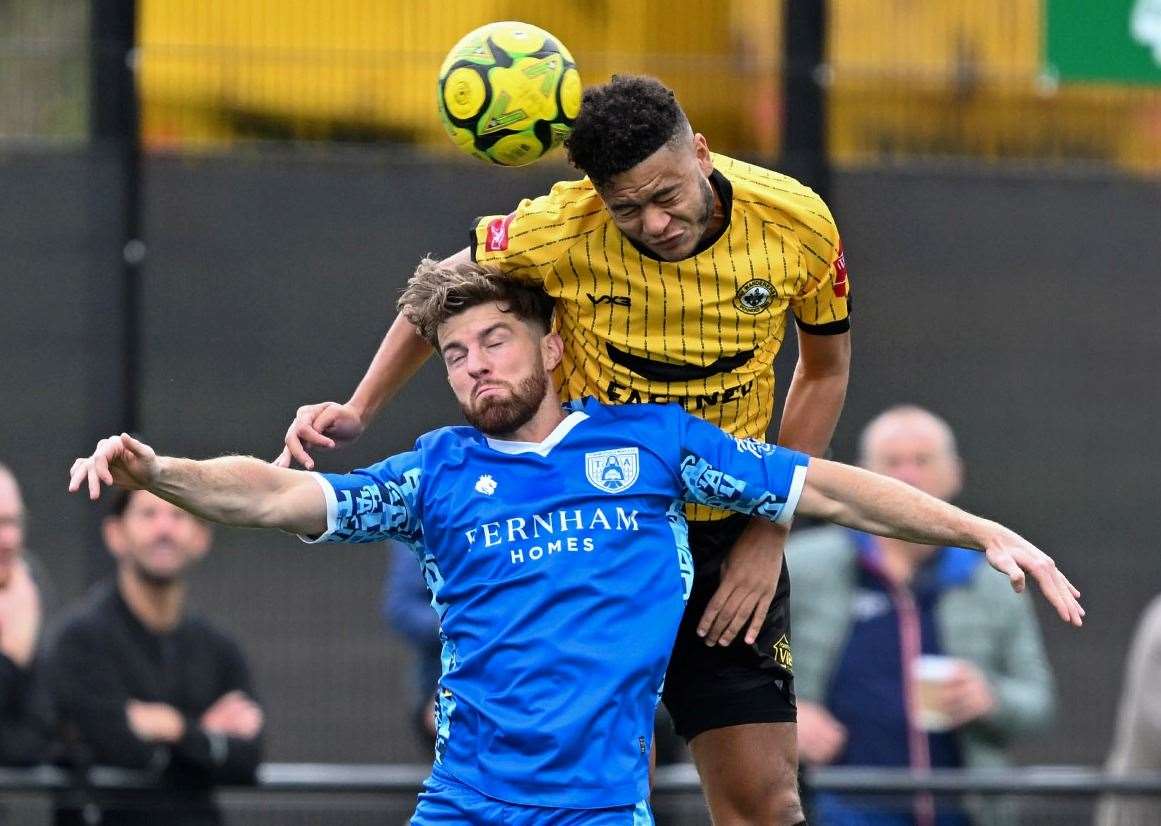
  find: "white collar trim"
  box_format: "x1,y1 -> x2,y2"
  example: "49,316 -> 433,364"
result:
485,411 -> 589,457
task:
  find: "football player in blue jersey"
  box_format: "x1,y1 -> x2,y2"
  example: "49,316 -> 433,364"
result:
68,261 -> 1082,826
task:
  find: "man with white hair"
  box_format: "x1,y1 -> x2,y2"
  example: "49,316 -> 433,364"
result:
788,406 -> 1056,826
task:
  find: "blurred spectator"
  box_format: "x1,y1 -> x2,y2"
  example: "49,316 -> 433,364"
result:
381,540 -> 441,745
0,461 -> 56,765
787,406 -> 1055,826
45,490 -> 263,826
1096,594 -> 1161,826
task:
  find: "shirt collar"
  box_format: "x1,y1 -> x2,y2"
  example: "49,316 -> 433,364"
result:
484,411 -> 589,457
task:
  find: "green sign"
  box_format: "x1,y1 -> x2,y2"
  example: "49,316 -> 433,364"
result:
1045,0 -> 1161,85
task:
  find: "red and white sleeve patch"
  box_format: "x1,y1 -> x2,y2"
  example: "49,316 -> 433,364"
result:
484,212 -> 517,252
832,240 -> 849,298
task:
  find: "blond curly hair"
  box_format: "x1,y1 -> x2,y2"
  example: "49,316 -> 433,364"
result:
398,257 -> 555,346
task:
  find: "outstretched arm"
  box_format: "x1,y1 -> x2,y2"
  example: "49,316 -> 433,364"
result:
797,458 -> 1084,626
675,413 -> 1083,627
275,247 -> 472,469
69,434 -> 327,536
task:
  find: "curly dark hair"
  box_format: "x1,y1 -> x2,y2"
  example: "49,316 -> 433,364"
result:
398,258 -> 555,346
564,75 -> 688,189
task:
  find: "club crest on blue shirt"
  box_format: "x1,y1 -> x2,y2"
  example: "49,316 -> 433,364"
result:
584,448 -> 640,493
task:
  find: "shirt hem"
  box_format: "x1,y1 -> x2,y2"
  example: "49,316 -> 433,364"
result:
433,760 -> 648,810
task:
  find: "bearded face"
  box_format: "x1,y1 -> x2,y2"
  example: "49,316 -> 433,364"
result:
104,491 -> 211,585
460,370 -> 548,436
438,302 -> 559,439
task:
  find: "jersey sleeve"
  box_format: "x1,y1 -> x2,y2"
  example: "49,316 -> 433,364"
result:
675,410 -> 810,526
300,452 -> 424,545
789,200 -> 851,335
469,180 -> 590,283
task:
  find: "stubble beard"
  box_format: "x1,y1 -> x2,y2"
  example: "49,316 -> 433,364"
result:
695,174 -> 714,238
126,540 -> 188,587
461,371 -> 548,437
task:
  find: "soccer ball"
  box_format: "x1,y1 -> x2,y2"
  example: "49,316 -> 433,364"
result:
437,22 -> 582,166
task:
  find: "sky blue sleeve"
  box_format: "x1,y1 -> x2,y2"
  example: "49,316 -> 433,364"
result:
300,451 -> 424,545
676,411 -> 810,526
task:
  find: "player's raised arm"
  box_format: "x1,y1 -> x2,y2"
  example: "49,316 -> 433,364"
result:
778,215 -> 852,458
795,457 -> 1084,626
697,327 -> 852,647
275,247 -> 474,469
777,328 -> 851,456
70,434 -> 327,537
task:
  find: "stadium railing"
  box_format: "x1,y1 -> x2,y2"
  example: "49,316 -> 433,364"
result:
0,763 -> 1158,796
1,764 -> 1157,826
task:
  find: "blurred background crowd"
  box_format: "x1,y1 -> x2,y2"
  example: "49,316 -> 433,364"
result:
1,1 -> 1159,824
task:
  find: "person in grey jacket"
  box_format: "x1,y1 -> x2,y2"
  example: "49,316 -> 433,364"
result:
1096,594 -> 1161,826
787,406 -> 1055,826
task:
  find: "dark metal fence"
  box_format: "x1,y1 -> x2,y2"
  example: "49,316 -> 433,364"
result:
0,765 -> 1158,825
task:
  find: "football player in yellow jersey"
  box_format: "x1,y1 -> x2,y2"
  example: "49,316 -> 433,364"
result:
277,76 -> 851,825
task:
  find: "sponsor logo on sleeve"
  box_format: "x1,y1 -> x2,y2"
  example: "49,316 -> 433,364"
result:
833,240 -> 849,297
484,212 -> 517,252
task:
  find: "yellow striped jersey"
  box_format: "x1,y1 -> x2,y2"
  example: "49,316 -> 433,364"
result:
472,153 -> 850,519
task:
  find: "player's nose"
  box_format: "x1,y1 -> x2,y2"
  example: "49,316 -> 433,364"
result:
641,204 -> 670,237
465,347 -> 491,376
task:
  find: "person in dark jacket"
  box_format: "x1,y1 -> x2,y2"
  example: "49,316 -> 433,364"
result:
382,540 -> 442,745
46,489 -> 263,826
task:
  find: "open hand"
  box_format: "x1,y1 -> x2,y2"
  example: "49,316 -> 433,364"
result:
982,522 -> 1083,627
698,519 -> 786,647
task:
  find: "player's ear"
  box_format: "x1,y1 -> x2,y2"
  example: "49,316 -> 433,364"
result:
693,132 -> 712,176
102,516 -> 128,561
946,455 -> 964,500
541,332 -> 563,371
185,519 -> 213,562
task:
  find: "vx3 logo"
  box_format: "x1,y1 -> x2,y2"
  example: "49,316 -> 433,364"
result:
587,293 -> 631,307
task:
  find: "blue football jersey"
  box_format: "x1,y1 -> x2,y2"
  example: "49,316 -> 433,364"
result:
303,398 -> 809,808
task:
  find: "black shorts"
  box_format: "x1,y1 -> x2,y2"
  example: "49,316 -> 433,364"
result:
661,513 -> 796,741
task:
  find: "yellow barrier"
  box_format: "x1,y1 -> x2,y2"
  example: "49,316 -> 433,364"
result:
827,0 -> 1161,171
138,1 -> 760,152
137,0 -> 1160,171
